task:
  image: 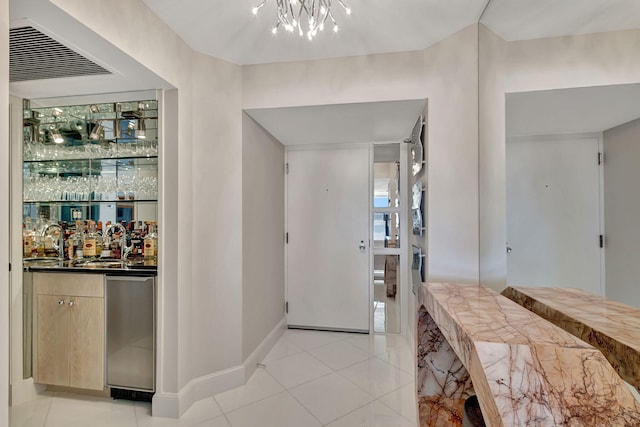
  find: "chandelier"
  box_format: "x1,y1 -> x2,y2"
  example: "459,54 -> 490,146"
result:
252,0 -> 351,40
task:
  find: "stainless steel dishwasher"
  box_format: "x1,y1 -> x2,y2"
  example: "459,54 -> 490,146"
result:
106,275 -> 155,400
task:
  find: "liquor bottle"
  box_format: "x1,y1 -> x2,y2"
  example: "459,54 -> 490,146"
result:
83,220 -> 102,258
43,221 -> 60,257
34,217 -> 45,257
144,222 -> 158,260
23,221 -> 33,257
71,220 -> 86,260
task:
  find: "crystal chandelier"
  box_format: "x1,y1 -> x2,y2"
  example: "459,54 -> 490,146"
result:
252,0 -> 351,40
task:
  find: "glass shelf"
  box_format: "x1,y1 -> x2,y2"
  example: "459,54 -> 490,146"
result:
24,154 -> 158,163
23,98 -> 159,225
24,200 -> 158,204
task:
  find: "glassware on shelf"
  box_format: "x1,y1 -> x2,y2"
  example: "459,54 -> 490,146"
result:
23,173 -> 157,202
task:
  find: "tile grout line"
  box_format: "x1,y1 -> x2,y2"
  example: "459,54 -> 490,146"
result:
41,394 -> 54,427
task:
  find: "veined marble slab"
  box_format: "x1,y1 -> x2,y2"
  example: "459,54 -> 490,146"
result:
503,286 -> 640,393
418,283 -> 640,427
417,306 -> 473,426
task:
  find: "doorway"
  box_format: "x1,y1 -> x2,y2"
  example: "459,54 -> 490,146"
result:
372,143 -> 403,333
286,145 -> 371,332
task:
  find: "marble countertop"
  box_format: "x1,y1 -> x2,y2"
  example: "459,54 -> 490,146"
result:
503,286 -> 640,352
503,286 -> 640,393
419,282 -> 640,426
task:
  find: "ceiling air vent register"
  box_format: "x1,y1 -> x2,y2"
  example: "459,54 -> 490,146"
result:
9,26 -> 111,83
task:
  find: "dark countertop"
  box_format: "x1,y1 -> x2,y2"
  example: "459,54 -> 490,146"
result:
23,258 -> 157,276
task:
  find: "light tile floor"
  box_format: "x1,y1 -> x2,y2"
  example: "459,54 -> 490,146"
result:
10,330 -> 417,427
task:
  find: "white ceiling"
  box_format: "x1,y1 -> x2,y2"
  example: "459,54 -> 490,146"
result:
141,0 -> 640,65
481,0 -> 640,41
245,99 -> 426,145
142,0 -> 488,65
506,84 -> 640,137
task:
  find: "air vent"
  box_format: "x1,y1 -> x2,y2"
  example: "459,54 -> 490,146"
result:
10,26 -> 111,82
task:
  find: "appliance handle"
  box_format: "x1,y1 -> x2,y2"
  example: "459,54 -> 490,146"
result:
106,276 -> 153,282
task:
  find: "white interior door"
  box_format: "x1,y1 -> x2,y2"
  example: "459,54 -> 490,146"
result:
506,135 -> 602,294
287,146 -> 370,332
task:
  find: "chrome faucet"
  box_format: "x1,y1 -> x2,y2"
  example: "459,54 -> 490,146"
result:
41,223 -> 64,261
103,223 -> 133,260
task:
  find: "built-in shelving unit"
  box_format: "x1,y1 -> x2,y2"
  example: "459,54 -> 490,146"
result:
23,99 -> 158,225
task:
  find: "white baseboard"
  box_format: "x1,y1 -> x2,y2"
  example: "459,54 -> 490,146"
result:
243,318 -> 286,380
152,318 -> 285,418
10,378 -> 46,406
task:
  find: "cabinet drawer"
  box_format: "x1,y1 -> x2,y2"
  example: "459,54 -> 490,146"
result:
34,273 -> 104,298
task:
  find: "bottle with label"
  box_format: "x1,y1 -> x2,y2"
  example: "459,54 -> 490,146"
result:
23,221 -> 33,257
71,220 -> 85,260
34,217 -> 45,257
43,223 -> 59,257
83,220 -> 102,259
144,222 -> 158,260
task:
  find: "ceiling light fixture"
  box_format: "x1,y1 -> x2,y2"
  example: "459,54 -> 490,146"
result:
252,0 -> 351,40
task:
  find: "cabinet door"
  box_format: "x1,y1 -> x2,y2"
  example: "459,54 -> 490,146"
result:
69,296 -> 104,390
36,295 -> 69,386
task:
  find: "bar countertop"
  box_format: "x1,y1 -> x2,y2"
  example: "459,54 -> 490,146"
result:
23,258 -> 157,275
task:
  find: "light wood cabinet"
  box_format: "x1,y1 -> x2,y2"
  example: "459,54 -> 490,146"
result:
33,273 -> 104,391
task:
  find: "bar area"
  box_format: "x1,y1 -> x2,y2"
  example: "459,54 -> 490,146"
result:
20,94 -> 159,400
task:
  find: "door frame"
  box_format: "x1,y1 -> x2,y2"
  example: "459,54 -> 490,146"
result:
283,141 -> 410,334
370,142 -> 409,335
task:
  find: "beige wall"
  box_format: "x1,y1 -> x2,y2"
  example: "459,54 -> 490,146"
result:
190,52 -> 243,379
478,25 -> 508,291
423,24 -> 479,283
1,0 -> 9,423
242,50 -> 426,109
603,118 -> 640,308
241,114 -> 285,360
478,27 -> 640,291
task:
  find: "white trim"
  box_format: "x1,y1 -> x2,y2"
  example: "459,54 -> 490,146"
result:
152,365 -> 245,419
152,318 -> 285,418
30,90 -> 158,108
597,132 -> 606,297
399,142 -> 410,337
10,379 -> 46,406
369,143 -> 375,334
284,150 -> 289,326
243,318 -> 286,380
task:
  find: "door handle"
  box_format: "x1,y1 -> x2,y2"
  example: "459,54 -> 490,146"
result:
359,240 -> 366,252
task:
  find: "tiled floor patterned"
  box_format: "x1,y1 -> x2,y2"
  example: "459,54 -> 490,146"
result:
11,330 -> 417,427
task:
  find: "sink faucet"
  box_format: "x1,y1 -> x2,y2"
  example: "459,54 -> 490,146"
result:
41,223 -> 63,261
103,223 -> 133,260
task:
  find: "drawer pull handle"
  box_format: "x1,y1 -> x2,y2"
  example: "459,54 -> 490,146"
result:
68,301 -> 75,307
58,300 -> 65,305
